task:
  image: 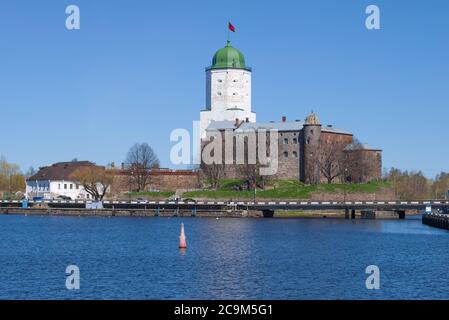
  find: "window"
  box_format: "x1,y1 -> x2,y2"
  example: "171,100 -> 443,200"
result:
58,184 -> 61,189
293,151 -> 298,158
217,92 -> 222,96
293,138 -> 298,144
76,185 -> 79,190
70,184 -> 73,189
64,184 -> 67,189
233,92 -> 237,96
218,79 -> 223,83
283,138 -> 288,144
283,152 -> 289,158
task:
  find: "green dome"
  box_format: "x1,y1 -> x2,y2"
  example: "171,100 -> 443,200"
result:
208,41 -> 250,71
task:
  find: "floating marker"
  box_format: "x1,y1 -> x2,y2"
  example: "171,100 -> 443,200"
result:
179,223 -> 187,249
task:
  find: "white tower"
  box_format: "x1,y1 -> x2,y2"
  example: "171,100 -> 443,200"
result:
199,40 -> 256,139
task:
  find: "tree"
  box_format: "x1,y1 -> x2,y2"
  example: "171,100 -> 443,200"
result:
72,166 -> 113,201
200,162 -> 224,189
317,141 -> 345,184
384,168 -> 430,200
125,143 -> 160,192
237,162 -> 271,191
431,172 -> 449,199
25,166 -> 37,179
0,156 -> 25,195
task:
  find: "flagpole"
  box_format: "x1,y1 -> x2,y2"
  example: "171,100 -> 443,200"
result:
227,21 -> 230,45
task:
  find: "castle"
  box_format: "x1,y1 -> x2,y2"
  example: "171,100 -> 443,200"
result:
200,39 -> 382,184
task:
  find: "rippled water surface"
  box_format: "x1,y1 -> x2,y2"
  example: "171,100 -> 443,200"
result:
0,214 -> 448,299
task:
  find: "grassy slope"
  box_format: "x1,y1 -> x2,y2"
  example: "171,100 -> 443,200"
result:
183,180 -> 391,200
126,191 -> 175,198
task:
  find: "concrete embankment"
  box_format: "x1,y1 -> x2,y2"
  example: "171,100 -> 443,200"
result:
0,208 -> 262,218
422,214 -> 449,231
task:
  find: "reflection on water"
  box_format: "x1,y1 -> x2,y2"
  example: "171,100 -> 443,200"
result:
0,214 -> 448,299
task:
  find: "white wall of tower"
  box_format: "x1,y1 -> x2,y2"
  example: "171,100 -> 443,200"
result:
200,68 -> 256,139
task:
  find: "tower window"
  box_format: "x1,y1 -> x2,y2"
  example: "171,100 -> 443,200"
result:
217,79 -> 223,83
233,92 -> 238,96
293,138 -> 298,144
283,152 -> 288,158
293,151 -> 298,158
283,138 -> 288,144
217,92 -> 222,96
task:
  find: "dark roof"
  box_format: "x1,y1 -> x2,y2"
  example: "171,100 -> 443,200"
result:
27,161 -> 98,181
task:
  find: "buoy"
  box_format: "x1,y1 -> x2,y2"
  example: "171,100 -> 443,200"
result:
179,223 -> 187,249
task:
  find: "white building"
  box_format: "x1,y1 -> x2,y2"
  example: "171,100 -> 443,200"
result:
199,40 -> 256,140
25,161 -> 101,200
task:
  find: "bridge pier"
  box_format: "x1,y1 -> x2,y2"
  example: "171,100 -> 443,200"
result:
345,208 -> 350,219
351,209 -> 356,220
155,207 -> 160,217
396,210 -> 406,220
262,210 -> 274,218
361,210 -> 376,219
191,207 -> 197,217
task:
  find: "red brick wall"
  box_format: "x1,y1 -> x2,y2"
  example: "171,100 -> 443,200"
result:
110,169 -> 200,193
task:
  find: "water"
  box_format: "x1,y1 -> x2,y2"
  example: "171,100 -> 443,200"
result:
0,214 -> 448,300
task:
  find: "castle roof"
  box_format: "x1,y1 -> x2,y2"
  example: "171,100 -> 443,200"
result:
344,143 -> 382,151
305,111 -> 320,125
207,41 -> 250,71
26,161 -> 100,181
205,120 -> 352,135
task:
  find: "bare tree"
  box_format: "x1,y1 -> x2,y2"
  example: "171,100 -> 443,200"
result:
0,156 -> 25,195
432,172 -> 449,199
125,143 -> 160,192
237,163 -> 269,190
72,166 -> 113,201
317,142 -> 345,184
200,162 -> 225,189
384,168 -> 430,200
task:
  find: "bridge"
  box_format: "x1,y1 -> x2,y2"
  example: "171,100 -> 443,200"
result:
1,199 -> 448,218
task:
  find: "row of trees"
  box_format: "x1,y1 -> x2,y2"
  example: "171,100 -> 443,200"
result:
384,168 -> 449,200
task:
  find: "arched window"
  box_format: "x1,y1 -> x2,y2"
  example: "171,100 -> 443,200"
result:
283,151 -> 288,158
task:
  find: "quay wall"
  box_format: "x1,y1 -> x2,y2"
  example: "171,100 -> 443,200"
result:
422,214 -> 449,231
0,208 -> 262,218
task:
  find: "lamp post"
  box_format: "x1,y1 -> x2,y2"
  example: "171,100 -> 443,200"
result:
344,168 -> 348,203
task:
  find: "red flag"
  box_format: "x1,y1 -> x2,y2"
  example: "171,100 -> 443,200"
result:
228,22 -> 236,32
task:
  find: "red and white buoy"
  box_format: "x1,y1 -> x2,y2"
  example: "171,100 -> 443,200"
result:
179,223 -> 187,249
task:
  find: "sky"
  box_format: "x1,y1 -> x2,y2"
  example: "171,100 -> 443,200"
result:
0,0 -> 448,178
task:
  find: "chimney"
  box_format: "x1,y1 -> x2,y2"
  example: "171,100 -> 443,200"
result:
234,118 -> 240,126
245,117 -> 249,122
282,116 -> 287,122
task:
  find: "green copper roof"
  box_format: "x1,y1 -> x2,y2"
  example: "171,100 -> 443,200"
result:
207,41 -> 250,71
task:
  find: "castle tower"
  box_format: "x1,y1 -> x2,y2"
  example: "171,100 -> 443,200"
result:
302,112 -> 322,184
199,40 -> 256,139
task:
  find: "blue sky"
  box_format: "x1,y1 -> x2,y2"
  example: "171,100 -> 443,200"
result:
0,0 -> 448,177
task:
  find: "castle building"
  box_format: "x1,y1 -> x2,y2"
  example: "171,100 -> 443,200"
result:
201,40 -> 382,184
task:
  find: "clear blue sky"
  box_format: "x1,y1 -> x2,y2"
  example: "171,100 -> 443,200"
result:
0,0 -> 448,177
